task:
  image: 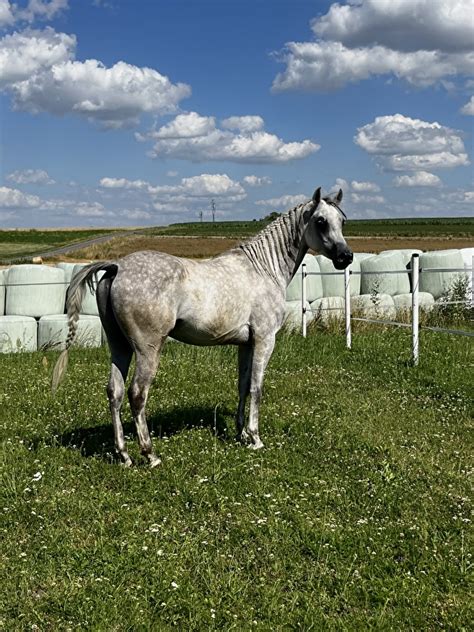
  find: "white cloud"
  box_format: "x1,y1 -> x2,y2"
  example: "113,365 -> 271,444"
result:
273,41 -> 474,92
255,193 -> 308,209
14,0 -> 69,24
99,177 -> 149,190
0,0 -> 14,26
461,96 -> 474,115
312,0 -> 473,53
0,27 -> 75,87
221,115 -> 264,133
273,0 -> 474,92
0,186 -> 40,207
138,111 -> 319,163
242,175 -> 272,187
351,180 -> 380,192
75,201 -> 112,217
6,168 -> 55,185
393,171 -> 442,187
0,28 -> 191,127
350,193 -> 385,205
354,114 -> 469,171
120,208 -> 152,220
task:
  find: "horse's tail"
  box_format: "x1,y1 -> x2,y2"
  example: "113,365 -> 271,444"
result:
52,261 -> 118,393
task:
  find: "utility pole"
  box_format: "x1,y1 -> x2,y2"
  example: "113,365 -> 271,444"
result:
199,209 -> 203,222
211,198 -> 216,223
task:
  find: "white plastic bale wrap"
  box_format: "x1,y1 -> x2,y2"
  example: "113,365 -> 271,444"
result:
360,251 -> 410,296
6,265 -> 67,317
316,255 -> 361,297
419,250 -> 465,300
55,262 -> 78,284
393,292 -> 435,313
460,247 -> 474,304
310,296 -> 345,322
351,294 -> 396,320
353,252 -> 375,262
38,314 -> 102,350
72,264 -> 104,315
0,315 -> 37,353
0,269 -> 7,316
380,249 -> 423,267
284,300 -> 313,330
286,254 -> 323,302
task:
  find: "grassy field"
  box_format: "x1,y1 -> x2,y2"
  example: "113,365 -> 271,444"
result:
1,328 -> 472,629
0,229 -> 122,262
1,217 -> 472,263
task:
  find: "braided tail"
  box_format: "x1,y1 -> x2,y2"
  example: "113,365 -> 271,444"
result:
51,261 -> 117,393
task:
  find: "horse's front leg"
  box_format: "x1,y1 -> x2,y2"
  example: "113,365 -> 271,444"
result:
244,333 -> 276,450
236,343 -> 253,441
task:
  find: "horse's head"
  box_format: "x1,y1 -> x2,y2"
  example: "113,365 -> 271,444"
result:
303,187 -> 353,270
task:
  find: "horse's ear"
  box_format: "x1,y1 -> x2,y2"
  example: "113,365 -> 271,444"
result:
312,187 -> 321,206
336,188 -> 343,203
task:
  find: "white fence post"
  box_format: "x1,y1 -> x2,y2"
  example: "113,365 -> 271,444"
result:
411,254 -> 420,365
344,266 -> 351,349
301,262 -> 307,338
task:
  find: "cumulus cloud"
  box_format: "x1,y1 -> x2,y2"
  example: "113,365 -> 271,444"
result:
0,27 -> 75,87
0,0 -> 14,26
354,114 -> 469,171
0,1 -> 68,26
6,168 -> 55,185
75,201 -> 112,217
138,111 -> 319,163
0,28 -> 191,127
461,96 -> 474,115
221,116 -> 264,133
351,180 -> 380,192
393,171 -> 442,187
273,0 -> 474,92
350,193 -> 385,205
0,186 -> 40,207
255,193 -> 308,209
242,175 -> 272,187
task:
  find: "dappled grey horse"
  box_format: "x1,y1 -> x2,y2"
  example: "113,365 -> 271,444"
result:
53,187 -> 352,466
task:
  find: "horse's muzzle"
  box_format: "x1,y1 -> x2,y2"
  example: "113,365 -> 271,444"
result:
333,246 -> 353,270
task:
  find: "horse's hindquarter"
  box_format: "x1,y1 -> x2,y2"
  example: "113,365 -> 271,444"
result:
171,253 -> 285,345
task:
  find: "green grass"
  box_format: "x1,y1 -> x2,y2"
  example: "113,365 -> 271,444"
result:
149,217 -> 474,238
0,330 -> 472,630
0,229 -> 121,261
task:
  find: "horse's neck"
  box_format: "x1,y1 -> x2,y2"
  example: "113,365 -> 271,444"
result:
241,205 -> 308,289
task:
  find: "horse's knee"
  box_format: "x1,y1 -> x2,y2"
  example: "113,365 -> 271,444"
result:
128,382 -> 145,411
107,380 -> 124,408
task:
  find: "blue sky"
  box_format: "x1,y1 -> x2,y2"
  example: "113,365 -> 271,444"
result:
1,0 -> 473,227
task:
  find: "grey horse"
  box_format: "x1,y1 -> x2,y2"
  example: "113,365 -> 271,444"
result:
53,187 -> 352,466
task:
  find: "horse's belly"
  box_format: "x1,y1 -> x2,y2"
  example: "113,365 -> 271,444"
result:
169,319 -> 250,346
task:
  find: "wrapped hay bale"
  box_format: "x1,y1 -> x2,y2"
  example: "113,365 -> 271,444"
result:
419,250 -> 465,300
354,252 -> 375,262
310,296 -> 345,323
460,248 -> 474,305
393,292 -> 435,313
0,269 -> 7,316
55,262 -> 78,284
38,314 -> 102,350
351,294 -> 396,320
286,254 -> 323,302
360,251 -> 409,296
6,265 -> 66,317
284,300 -> 313,331
72,264 -> 104,315
380,249 -> 423,267
0,315 -> 37,353
316,255 -> 361,297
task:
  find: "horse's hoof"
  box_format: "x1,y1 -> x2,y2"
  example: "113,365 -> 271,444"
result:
238,429 -> 250,445
121,457 -> 133,468
247,439 -> 264,450
149,455 -> 162,468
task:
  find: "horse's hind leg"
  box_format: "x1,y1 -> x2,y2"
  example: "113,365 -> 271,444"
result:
97,276 -> 133,466
128,340 -> 165,467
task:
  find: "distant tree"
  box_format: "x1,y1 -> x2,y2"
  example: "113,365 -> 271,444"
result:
262,211 -> 281,222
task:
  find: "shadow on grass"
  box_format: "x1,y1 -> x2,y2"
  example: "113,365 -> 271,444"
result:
33,405 -> 231,462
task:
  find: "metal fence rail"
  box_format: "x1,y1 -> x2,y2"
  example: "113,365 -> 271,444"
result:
301,254 -> 474,364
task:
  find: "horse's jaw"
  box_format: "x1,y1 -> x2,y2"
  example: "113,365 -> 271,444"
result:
287,239 -> 309,285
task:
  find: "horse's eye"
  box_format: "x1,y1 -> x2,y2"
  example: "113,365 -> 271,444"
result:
316,217 -> 327,228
